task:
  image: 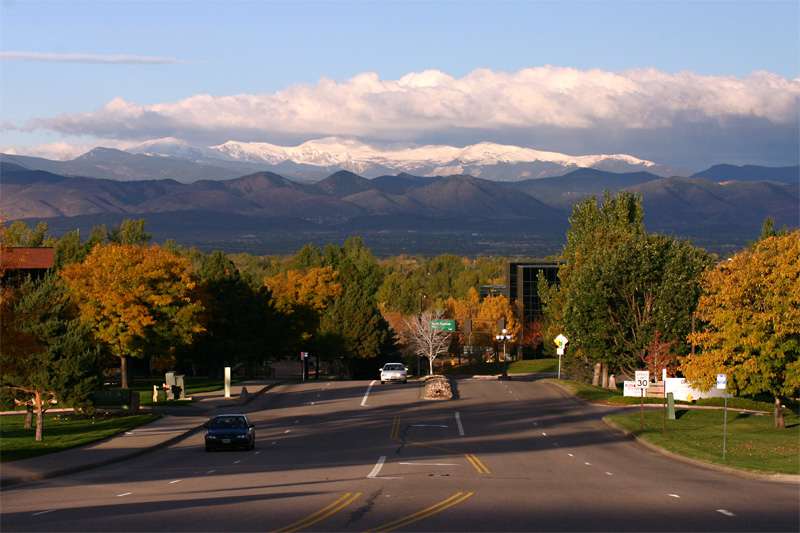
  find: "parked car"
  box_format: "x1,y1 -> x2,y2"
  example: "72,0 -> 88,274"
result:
380,363 -> 408,384
204,414 -> 255,451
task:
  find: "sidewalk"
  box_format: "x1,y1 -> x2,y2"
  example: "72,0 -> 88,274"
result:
0,380 -> 275,488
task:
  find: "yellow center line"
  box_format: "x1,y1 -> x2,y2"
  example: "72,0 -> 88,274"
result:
390,416 -> 490,474
366,491 -> 474,532
272,492 -> 361,533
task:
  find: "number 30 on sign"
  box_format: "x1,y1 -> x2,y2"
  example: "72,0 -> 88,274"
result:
635,371 -> 650,389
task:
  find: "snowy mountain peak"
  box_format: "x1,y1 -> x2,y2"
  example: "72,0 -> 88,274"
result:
127,137 -> 681,180
128,137 -> 239,162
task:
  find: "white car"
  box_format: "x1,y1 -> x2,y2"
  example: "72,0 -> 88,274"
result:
380,363 -> 408,384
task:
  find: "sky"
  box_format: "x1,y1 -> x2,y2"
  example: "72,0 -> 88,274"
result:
1,0 -> 798,171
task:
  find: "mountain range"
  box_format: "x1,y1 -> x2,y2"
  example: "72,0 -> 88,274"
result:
3,137 -> 696,183
1,152 -> 797,256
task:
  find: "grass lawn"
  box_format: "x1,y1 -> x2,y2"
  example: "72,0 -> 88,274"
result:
607,409 -> 800,475
444,358 -> 559,375
0,412 -> 161,463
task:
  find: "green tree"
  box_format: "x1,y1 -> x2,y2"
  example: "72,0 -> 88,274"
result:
1,221 -> 54,247
682,231 -> 799,428
0,274 -> 99,441
59,243 -> 205,388
108,219 -> 152,246
541,190 -> 711,385
189,251 -> 283,377
318,238 -> 395,376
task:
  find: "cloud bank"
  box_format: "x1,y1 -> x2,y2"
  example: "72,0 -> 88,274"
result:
6,67 -> 800,168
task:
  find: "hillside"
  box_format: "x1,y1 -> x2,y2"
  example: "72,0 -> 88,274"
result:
2,163 -> 796,257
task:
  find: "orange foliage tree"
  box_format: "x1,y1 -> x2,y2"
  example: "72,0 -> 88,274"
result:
264,266 -> 342,346
60,243 -> 205,388
681,231 -> 800,428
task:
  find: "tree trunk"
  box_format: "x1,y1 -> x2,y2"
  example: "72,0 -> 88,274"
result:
774,397 -> 786,429
601,363 -> 609,389
121,355 -> 129,389
23,405 -> 33,429
592,363 -> 601,387
35,394 -> 44,442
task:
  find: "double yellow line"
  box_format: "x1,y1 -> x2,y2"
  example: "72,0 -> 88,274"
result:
272,492 -> 361,533
366,491 -> 474,532
390,415 -> 490,474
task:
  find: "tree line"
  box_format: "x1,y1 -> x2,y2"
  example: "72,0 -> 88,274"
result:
2,191 -> 797,438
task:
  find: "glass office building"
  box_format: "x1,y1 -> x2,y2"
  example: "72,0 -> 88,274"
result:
504,261 -> 563,323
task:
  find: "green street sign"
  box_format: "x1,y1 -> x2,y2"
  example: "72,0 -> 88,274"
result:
430,319 -> 455,331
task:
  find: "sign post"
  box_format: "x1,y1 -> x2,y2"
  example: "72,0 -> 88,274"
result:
717,373 -> 728,459
635,370 -> 650,430
554,334 -> 569,379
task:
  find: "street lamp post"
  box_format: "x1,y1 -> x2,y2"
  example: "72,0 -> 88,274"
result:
495,328 -> 513,380
418,293 -> 427,376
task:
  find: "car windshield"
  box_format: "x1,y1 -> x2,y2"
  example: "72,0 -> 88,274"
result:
211,417 -> 246,430
385,364 -> 404,371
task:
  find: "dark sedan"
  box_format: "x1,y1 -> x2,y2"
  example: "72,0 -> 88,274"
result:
204,414 -> 255,451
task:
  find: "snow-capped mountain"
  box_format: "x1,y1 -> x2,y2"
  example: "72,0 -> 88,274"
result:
127,137 -> 240,162
125,137 -> 688,180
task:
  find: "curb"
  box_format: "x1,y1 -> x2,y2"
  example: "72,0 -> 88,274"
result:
541,380 -> 800,485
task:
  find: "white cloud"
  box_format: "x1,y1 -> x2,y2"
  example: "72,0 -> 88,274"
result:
0,51 -> 191,64
7,66 -> 800,167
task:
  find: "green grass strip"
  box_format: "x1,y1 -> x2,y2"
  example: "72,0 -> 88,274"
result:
0,412 -> 161,463
607,409 -> 800,475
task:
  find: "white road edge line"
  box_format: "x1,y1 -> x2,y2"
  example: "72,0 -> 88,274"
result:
169,480 -> 181,484
455,411 -> 465,436
717,509 -> 736,517
669,494 -> 680,498
362,381 -> 376,406
117,492 -> 133,497
32,509 -> 57,516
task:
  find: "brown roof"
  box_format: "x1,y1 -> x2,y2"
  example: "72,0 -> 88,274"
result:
0,248 -> 55,270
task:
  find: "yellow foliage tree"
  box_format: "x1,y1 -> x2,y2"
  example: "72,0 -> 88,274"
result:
681,231 -> 799,428
264,266 -> 342,343
60,243 -> 205,388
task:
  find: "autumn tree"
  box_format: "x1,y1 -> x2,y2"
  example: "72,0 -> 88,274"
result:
446,287 -> 482,363
405,309 -> 453,375
0,274 -> 99,441
264,264 -> 341,355
59,243 -> 205,388
681,231 -> 799,428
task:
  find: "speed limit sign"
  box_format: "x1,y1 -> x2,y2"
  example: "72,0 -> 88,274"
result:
635,371 -> 650,389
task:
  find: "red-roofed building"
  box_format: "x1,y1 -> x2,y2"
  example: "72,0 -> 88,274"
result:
0,247 -> 55,286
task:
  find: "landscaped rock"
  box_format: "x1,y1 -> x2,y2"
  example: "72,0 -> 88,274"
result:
424,375 -> 453,399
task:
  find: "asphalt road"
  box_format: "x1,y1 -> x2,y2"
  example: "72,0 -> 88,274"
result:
2,378 -> 798,532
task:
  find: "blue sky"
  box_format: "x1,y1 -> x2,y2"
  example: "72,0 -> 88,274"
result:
1,1 -> 798,170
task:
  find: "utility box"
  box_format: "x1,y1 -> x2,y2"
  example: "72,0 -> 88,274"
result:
174,374 -> 186,400
165,371 -> 176,400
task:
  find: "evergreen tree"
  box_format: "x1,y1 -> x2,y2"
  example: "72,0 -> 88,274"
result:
0,274 -> 99,441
